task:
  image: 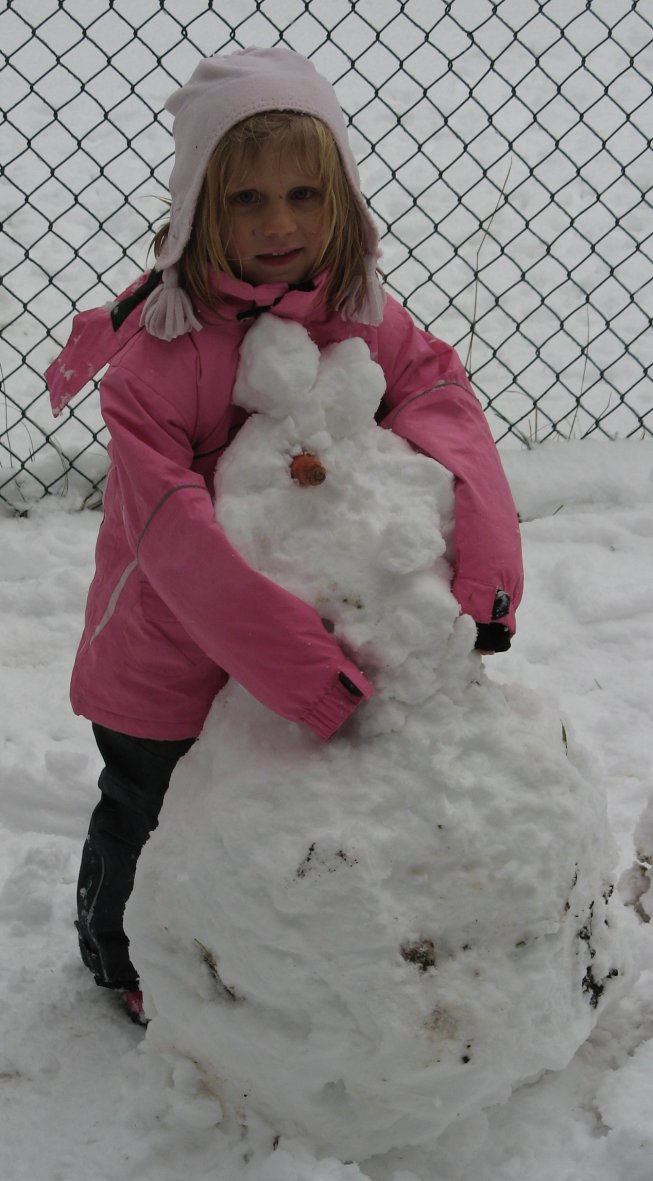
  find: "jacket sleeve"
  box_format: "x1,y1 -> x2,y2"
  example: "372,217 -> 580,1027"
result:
375,298 -> 523,635
99,357 -> 372,741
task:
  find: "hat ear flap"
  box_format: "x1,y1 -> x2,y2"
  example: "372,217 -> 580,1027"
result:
140,266 -> 202,341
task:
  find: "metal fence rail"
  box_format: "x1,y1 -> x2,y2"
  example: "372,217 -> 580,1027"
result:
1,0 -> 651,509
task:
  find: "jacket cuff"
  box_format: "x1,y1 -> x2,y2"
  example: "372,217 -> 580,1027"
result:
452,575 -> 517,634
302,661 -> 373,742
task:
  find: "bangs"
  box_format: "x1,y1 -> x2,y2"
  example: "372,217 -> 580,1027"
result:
220,113 -> 335,205
222,112 -> 333,190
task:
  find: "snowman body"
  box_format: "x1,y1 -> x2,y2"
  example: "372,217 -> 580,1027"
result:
126,316 -> 629,1159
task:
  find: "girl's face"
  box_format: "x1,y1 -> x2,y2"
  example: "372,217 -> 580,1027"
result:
223,140 -> 325,287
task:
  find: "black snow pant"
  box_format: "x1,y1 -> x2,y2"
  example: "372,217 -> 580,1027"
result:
76,723 -> 195,990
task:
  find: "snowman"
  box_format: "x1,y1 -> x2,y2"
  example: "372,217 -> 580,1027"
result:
126,315 -> 630,1161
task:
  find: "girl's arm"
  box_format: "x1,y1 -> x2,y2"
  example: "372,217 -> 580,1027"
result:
375,297 -> 523,640
99,358 -> 372,740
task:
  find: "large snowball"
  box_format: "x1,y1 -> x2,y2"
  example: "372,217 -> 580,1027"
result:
126,315 -> 630,1162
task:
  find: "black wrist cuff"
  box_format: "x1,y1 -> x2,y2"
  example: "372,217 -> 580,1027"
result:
475,622 -> 512,652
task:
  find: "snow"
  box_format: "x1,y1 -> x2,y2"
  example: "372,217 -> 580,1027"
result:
1,357 -> 653,1180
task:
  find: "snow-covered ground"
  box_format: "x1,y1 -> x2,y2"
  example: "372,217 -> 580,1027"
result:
1,437 -> 652,1181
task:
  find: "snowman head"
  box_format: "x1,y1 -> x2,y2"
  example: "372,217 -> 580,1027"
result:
232,314 -> 385,441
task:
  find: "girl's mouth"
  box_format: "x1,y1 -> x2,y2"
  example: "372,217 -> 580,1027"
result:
256,248 -> 302,266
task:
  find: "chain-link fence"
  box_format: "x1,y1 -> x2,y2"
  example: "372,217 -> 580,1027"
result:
2,0 -> 652,510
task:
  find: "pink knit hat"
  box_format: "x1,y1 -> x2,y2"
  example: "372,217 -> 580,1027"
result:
141,47 -> 384,339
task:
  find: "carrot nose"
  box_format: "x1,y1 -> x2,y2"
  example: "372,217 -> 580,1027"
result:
290,453 -> 326,486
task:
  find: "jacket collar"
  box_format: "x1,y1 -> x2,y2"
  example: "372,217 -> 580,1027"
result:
201,267 -> 330,325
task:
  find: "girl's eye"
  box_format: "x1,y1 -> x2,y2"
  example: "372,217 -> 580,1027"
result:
230,190 -> 259,206
291,187 -> 320,202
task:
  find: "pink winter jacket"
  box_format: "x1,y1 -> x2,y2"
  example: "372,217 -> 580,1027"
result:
46,269 -> 523,742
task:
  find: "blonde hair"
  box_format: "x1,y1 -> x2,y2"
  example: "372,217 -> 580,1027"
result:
151,112 -> 370,318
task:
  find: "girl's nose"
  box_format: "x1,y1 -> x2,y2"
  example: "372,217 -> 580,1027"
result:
262,200 -> 297,237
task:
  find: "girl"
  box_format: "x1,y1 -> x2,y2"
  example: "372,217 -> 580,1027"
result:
46,47 -> 523,1025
